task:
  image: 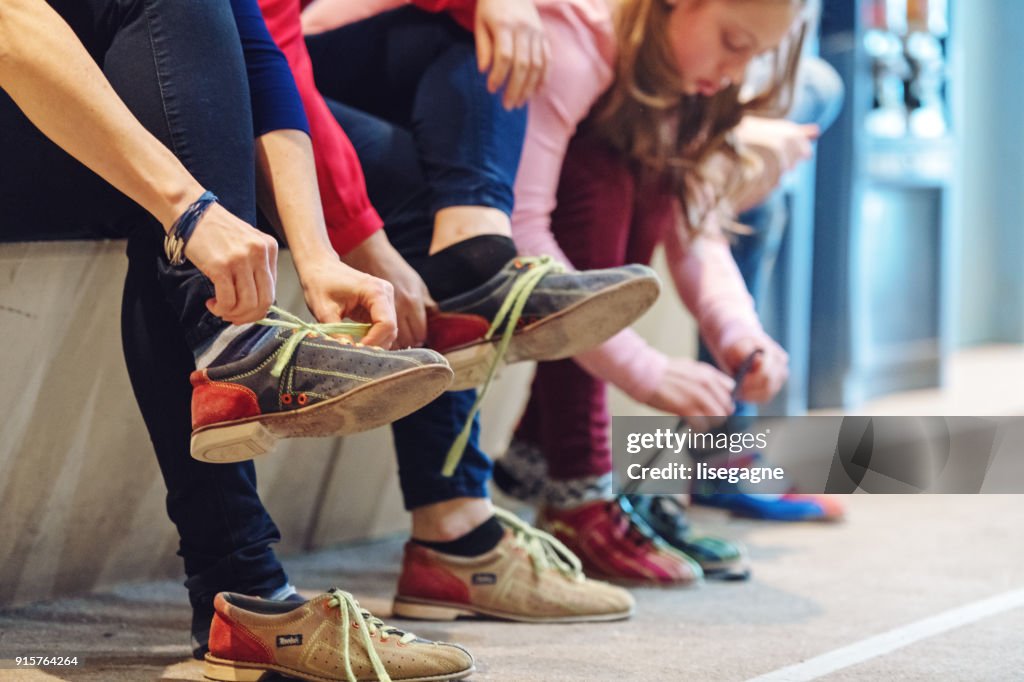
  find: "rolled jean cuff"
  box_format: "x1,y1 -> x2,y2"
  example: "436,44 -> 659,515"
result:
430,186 -> 515,218
401,476 -> 490,511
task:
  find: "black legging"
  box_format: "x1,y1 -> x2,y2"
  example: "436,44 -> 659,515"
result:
0,0 -> 287,617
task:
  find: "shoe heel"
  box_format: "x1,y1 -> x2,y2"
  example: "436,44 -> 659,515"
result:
204,658 -> 269,681
191,421 -> 277,463
392,598 -> 475,621
444,343 -> 500,392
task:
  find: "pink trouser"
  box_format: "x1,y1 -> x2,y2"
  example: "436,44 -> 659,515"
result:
514,133 -> 674,480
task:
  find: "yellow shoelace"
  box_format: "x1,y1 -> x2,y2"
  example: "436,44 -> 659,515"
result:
494,508 -> 584,581
327,588 -> 416,682
442,256 -> 564,476
255,306 -> 371,378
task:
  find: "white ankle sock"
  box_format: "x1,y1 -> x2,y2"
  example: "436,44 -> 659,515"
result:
194,323 -> 255,369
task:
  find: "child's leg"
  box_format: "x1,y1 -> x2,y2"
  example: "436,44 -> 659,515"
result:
305,8 -> 523,259
502,136 -> 703,585
326,99 -> 636,623
325,101 -> 494,528
512,147 -> 676,494
512,135 -> 638,497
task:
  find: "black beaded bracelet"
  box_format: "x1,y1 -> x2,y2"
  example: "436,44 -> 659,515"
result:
163,190 -> 218,266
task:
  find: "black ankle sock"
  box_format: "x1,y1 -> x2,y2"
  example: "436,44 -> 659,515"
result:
413,235 -> 516,302
413,515 -> 505,557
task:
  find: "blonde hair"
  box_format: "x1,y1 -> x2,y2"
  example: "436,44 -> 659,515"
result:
586,0 -> 808,233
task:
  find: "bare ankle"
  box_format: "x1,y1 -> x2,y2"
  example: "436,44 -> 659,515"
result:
411,497 -> 494,542
430,207 -> 511,254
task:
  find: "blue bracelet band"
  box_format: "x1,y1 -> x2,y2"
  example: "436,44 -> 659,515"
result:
164,190 -> 219,266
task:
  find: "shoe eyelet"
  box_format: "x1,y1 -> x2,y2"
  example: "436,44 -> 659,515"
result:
351,622 -> 360,629
281,393 -> 293,405
297,393 -> 309,406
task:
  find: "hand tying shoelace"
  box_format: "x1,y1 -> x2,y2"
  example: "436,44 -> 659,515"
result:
494,507 -> 583,581
255,305 -> 372,378
327,588 -> 417,682
442,256 -> 564,475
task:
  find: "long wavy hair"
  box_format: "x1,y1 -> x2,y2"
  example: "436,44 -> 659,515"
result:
586,0 -> 809,233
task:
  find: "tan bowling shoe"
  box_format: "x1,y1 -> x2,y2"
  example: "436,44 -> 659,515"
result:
392,508 -> 634,623
203,589 -> 474,682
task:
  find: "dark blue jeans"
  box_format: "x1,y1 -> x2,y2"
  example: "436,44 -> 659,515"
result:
306,8 -> 528,509
0,0 -> 287,620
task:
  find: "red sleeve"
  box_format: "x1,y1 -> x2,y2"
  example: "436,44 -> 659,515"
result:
410,0 -> 476,31
259,0 -> 384,256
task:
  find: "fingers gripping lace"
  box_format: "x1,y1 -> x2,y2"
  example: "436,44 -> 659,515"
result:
256,306 -> 371,378
442,257 -> 564,476
494,508 -> 584,581
327,589 -> 415,682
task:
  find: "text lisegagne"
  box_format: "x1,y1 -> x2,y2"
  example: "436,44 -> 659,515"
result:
626,461 -> 786,484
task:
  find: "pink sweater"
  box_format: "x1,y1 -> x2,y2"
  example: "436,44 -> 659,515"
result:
510,0 -> 766,401
303,0 -> 768,402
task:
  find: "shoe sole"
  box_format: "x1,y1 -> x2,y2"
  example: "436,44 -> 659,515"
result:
702,560 -> 753,581
204,654 -> 474,682
581,569 -> 705,588
444,275 -> 660,391
392,596 -> 634,623
190,363 -> 453,463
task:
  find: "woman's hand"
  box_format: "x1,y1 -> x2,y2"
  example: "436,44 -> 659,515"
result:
343,231 -> 436,348
183,203 -> 280,325
720,335 -> 789,404
645,357 -> 736,432
474,0 -> 549,109
296,255 -> 399,349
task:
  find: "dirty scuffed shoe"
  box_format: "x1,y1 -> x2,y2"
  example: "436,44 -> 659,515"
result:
392,508 -> 634,623
203,589 -> 474,682
190,307 -> 453,463
427,257 -> 660,391
539,499 -> 704,586
622,495 -> 750,581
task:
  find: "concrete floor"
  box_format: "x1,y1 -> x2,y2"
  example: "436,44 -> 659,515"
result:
1,495 -> 1022,682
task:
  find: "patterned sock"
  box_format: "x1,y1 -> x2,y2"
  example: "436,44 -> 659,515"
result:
492,440 -> 549,503
544,472 -> 615,510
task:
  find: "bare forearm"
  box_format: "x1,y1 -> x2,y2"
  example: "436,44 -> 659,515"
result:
0,0 -> 204,230
254,129 -> 337,270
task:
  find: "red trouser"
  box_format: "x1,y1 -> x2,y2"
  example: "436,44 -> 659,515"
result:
514,134 -> 674,480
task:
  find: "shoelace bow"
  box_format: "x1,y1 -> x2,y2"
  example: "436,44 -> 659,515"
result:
442,256 -> 564,476
256,306 -> 371,379
494,507 -> 583,581
327,588 -> 416,682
